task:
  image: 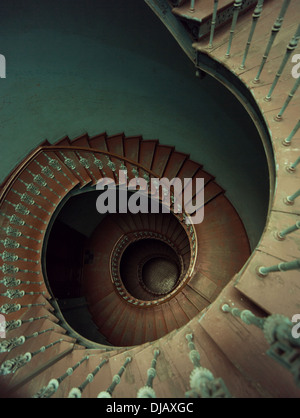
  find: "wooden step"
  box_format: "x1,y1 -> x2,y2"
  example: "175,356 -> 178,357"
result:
172,0 -> 257,41
193,194 -> 250,294
70,134 -> 90,148
105,133 -> 125,157
181,284 -> 210,312
96,296 -> 127,335
124,136 -> 142,163
88,132 -> 108,151
2,334 -> 75,395
151,145 -> 175,178
54,135 -> 71,147
138,140 -> 158,170
163,151 -> 189,179
199,283 -> 300,397
55,149 -> 92,188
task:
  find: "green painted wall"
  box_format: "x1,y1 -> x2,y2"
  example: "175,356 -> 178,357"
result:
0,0 -> 269,249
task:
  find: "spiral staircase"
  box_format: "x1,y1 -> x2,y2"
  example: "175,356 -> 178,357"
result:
0,0 -> 300,399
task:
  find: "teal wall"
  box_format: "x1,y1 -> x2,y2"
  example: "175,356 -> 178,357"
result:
0,0 -> 269,249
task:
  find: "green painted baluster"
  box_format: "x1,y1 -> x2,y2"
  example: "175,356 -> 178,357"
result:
257,259 -> 300,276
34,355 -> 90,398
265,25 -> 300,101
208,0 -> 219,48
240,0 -> 264,69
0,328 -> 54,353
225,0 -> 243,58
254,0 -> 291,82
185,333 -> 231,398
222,305 -> 300,386
275,77 -> 300,120
275,220 -> 300,240
4,315 -> 49,332
284,188 -> 300,205
190,0 -> 195,12
222,304 -> 265,328
0,338 -> 63,375
97,357 -> 132,398
137,349 -> 160,398
287,156 -> 300,172
68,358 -> 108,398
283,119 -> 300,146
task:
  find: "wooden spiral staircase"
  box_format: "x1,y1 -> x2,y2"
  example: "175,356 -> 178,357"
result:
0,0 -> 299,399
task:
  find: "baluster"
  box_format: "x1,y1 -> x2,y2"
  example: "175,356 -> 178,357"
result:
1,225 -> 41,243
59,152 -> 86,184
5,315 -> 49,332
97,357 -> 132,398
275,220 -> 300,240
265,25 -> 300,101
283,119 -> 300,146
43,152 -> 75,185
0,264 -> 40,276
0,327 -> 54,353
221,304 -> 265,328
11,189 -> 51,216
284,188 -> 300,205
0,302 -> 45,315
240,0 -> 265,69
189,0 -> 195,13
208,0 -> 219,48
287,157 -> 300,173
222,305 -> 300,386
137,349 -> 160,398
27,169 -> 61,199
17,178 -> 56,208
0,289 -> 44,299
0,262 -> 40,275
275,77 -> 300,121
185,333 -> 231,398
76,152 -> 98,183
5,200 -> 47,225
225,0 -> 243,58
0,338 -> 63,375
34,354 -> 90,398
254,0 -> 292,82
93,154 -> 107,177
257,258 -> 300,277
105,156 -> 117,180
0,250 -> 39,265
34,160 -> 68,192
68,358 -> 108,398
0,277 -> 42,287
0,237 -> 39,254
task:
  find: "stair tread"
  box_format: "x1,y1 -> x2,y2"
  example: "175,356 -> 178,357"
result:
151,145 -> 174,178
173,0 -> 234,23
163,151 -> 189,179
124,135 -> 142,163
199,283 -> 300,397
138,140 -> 158,170
88,133 -> 108,151
235,249 -> 300,318
193,194 -> 250,292
106,133 -> 125,157
70,134 -> 90,148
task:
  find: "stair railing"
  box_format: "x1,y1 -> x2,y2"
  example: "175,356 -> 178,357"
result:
137,348 -> 160,398
185,333 -> 231,398
222,304 -> 300,387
